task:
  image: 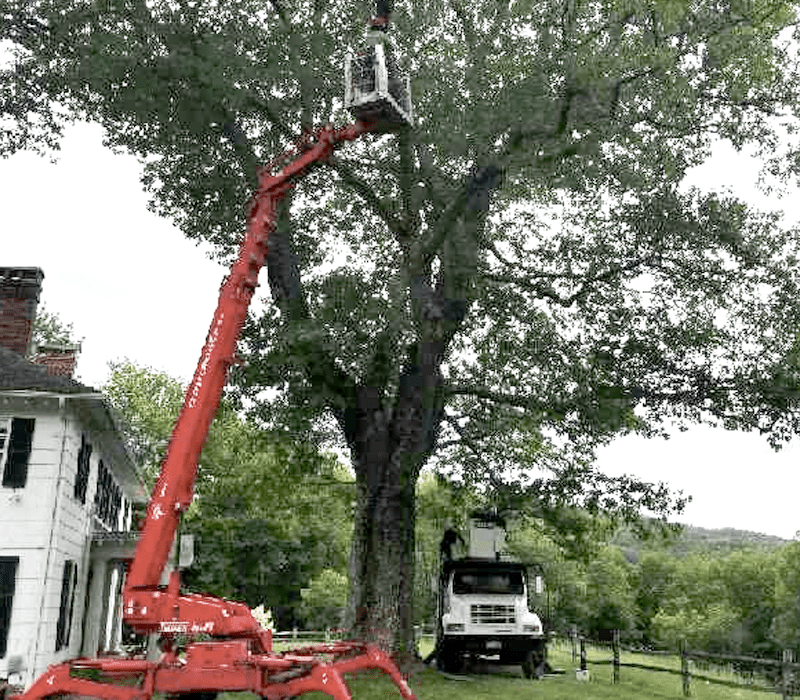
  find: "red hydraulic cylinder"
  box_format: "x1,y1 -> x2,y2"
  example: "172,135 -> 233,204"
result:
125,194 -> 278,591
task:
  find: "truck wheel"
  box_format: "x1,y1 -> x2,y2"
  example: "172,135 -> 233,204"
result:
521,649 -> 541,679
437,646 -> 463,674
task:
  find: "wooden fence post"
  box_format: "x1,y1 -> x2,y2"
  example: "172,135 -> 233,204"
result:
612,629 -> 620,684
782,649 -> 795,700
680,640 -> 690,697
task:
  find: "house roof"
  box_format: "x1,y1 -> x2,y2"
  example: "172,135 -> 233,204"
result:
0,346 -> 94,393
0,347 -> 147,503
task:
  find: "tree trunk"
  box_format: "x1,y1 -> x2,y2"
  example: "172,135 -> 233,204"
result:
345,343 -> 446,662
347,451 -> 417,658
257,154 -> 495,663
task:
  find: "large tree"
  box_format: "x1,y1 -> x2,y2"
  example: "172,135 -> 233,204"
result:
4,0 -> 800,657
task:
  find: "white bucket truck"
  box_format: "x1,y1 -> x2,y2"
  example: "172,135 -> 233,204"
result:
436,510 -> 548,678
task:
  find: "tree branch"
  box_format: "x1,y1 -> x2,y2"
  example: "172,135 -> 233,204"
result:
414,164 -> 503,274
449,0 -> 479,52
443,413 -> 486,461
484,255 -> 658,306
220,112 -> 261,190
327,155 -> 407,237
0,8 -> 48,48
389,341 -> 448,474
397,126 -> 421,239
414,142 -> 452,211
244,94 -> 295,142
447,385 -> 572,420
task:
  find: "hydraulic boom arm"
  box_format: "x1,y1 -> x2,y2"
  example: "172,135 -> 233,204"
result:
10,4 -> 417,699
12,119 -> 417,700
123,120 -> 377,637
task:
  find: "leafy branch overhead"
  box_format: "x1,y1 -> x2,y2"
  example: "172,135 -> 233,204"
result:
5,0 -> 799,451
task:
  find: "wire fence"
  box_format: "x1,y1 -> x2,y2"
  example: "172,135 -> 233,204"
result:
272,629 -> 349,646
272,626 -> 436,646
556,632 -> 800,698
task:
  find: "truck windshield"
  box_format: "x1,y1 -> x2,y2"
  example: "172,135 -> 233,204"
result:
452,570 -> 524,595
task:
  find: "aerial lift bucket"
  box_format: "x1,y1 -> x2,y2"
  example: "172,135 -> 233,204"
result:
344,27 -> 412,129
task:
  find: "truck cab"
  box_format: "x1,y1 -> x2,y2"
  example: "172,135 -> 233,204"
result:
436,512 -> 548,677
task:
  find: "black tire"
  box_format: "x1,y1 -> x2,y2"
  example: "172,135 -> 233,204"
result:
437,645 -> 463,674
522,649 -> 542,679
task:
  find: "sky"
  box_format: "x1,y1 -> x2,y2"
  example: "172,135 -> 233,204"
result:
2,121 -> 800,541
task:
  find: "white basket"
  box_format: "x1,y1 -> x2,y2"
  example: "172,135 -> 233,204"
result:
344,42 -> 412,127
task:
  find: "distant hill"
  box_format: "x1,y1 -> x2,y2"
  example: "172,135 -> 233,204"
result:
612,522 -> 790,562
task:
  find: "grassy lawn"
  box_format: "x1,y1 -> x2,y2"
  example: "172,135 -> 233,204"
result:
218,637 -> 775,700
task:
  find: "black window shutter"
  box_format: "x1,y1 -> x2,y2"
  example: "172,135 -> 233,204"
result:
55,560 -> 77,651
0,557 -> 18,657
74,435 -> 92,504
66,562 -> 77,647
95,461 -> 106,523
2,418 -> 35,488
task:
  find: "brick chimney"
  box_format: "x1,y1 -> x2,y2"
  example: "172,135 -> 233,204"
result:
0,267 -> 44,357
30,342 -> 81,377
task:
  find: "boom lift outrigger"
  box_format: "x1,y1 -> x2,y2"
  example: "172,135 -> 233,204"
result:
11,5 -> 414,700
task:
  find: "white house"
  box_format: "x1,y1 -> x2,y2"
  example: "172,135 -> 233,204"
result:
0,267 -> 147,689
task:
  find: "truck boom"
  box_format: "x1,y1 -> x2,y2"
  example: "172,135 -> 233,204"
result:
125,119 -> 375,610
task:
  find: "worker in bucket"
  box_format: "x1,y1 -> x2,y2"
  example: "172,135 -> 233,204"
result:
439,521 -> 465,562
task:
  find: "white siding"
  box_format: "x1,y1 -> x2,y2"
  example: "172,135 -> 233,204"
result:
0,401 -> 63,685
41,412 -> 90,674
0,551 -> 46,682
0,395 -> 142,687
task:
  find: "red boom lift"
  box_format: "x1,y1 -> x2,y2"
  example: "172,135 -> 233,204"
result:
11,4 -> 415,700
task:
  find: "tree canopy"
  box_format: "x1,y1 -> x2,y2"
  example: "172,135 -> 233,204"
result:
5,0 -> 800,653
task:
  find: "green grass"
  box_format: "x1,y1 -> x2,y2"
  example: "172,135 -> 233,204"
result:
219,637 -> 775,700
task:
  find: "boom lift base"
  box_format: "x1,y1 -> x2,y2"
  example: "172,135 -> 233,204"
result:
17,640 -> 414,700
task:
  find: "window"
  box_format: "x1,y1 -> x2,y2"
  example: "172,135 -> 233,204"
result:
55,560 -> 77,651
93,461 -> 121,529
1,418 -> 35,489
452,569 -> 524,595
74,434 -> 92,504
0,557 -> 18,658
